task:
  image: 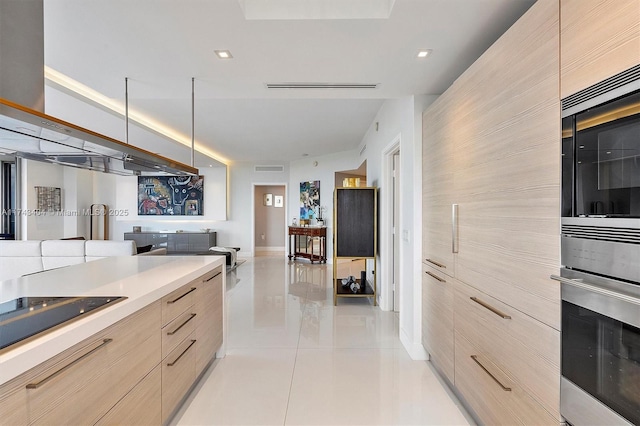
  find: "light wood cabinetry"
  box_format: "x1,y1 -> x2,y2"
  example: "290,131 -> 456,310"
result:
96,366 -> 162,426
422,105 -> 457,276
0,301 -> 161,425
160,265 -> 224,423
195,266 -> 224,377
560,0 -> 640,99
455,281 -> 560,421
0,263 -> 224,426
421,264 -> 454,384
162,332 -> 197,423
421,0 -> 561,424
454,332 -> 558,426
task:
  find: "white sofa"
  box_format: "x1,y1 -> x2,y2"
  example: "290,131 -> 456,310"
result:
0,240 -> 165,282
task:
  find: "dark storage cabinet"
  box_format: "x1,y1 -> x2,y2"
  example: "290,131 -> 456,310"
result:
333,187 -> 377,305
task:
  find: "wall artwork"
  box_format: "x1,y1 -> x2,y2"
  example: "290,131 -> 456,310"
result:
300,180 -> 320,220
274,195 -> 283,208
264,193 -> 273,206
34,186 -> 61,212
138,176 -> 204,216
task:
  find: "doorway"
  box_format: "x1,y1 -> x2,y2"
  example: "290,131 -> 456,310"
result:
382,136 -> 401,312
253,184 -> 286,257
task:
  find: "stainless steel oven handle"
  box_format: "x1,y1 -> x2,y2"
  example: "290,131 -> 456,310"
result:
551,275 -> 640,306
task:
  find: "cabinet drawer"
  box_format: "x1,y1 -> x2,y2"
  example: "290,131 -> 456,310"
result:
421,263 -> 454,383
454,332 -> 557,425
27,301 -> 161,425
96,365 -> 161,426
195,269 -> 224,376
161,283 -> 197,326
454,280 -> 560,420
162,309 -> 197,360
162,332 -> 197,424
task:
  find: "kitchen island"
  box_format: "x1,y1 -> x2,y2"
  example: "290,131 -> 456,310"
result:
0,255 -> 225,425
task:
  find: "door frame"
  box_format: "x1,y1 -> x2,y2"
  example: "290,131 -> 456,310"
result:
251,182 -> 288,257
380,134 -> 401,312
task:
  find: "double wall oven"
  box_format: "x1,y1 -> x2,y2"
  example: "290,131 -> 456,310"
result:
555,65 -> 640,425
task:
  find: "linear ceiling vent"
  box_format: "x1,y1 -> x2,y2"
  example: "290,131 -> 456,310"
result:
255,165 -> 284,172
265,82 -> 379,90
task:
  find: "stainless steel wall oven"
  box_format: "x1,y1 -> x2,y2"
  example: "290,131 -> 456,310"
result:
557,65 -> 640,426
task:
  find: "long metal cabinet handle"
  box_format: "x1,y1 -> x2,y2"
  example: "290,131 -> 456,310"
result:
26,338 -> 113,389
425,271 -> 446,283
204,271 -> 222,282
470,297 -> 511,319
452,204 -> 459,253
167,340 -> 197,367
167,313 -> 197,336
550,275 -> 640,306
167,287 -> 197,304
425,259 -> 446,268
470,355 -> 511,391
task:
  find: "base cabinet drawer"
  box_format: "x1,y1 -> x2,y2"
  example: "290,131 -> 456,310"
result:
162,284 -> 197,327
96,365 -> 162,426
195,267 -> 223,376
421,263 -> 455,383
455,280 -> 560,420
454,332 -> 557,425
26,302 -> 160,425
162,332 -> 197,424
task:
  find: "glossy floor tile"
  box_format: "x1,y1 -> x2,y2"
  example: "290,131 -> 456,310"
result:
173,257 -> 472,426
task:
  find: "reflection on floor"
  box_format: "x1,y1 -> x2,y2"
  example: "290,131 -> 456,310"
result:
172,256 -> 472,426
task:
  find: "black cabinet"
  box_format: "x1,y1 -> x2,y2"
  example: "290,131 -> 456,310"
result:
124,232 -> 216,254
333,187 -> 377,305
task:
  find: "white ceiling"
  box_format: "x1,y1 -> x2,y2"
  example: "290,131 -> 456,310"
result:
43,0 -> 536,165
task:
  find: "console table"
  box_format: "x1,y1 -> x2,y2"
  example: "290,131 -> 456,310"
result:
288,226 -> 327,263
124,231 -> 216,254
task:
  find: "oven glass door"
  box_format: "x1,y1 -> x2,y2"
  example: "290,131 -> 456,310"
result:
567,89 -> 640,217
563,300 -> 640,424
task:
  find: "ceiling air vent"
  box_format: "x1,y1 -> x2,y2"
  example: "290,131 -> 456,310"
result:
255,165 -> 284,172
265,82 -> 379,89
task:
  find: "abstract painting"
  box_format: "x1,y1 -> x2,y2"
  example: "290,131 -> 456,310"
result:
138,176 -> 204,215
300,180 -> 320,220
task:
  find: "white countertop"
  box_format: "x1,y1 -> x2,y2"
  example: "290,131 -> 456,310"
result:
0,255 -> 225,385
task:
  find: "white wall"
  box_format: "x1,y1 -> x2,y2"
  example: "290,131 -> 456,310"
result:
357,95 -> 437,360
289,149 -> 360,261
22,160 -> 64,240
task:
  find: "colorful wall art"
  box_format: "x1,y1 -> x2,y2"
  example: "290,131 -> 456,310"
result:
138,176 -> 204,216
300,180 -> 320,220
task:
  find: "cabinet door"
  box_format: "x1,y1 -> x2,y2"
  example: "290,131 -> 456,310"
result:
561,0 -> 640,99
25,302 -> 161,425
195,267 -> 224,377
0,376 -> 27,425
451,0 -> 561,330
422,100 -> 457,277
454,332 -> 557,425
162,332 -> 197,424
334,188 -> 376,258
95,365 -> 162,426
421,264 -> 454,383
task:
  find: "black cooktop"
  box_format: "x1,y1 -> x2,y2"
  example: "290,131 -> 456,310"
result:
0,296 -> 126,351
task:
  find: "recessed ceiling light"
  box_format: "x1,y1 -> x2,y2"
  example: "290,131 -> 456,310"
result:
215,50 -> 233,59
417,49 -> 432,58
302,153 -> 309,157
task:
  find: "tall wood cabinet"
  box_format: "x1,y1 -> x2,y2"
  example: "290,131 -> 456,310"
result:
333,187 -> 377,305
560,0 -> 640,99
422,0 -> 561,424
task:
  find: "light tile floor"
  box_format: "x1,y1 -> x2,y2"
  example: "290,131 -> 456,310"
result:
172,256 -> 473,426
